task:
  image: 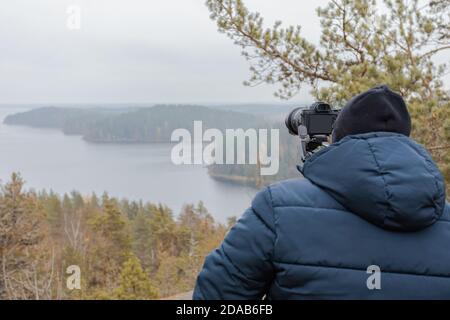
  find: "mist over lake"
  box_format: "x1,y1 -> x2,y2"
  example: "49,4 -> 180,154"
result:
0,107 -> 257,223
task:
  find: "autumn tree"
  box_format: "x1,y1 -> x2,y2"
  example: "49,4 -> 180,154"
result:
132,211 -> 155,271
0,173 -> 51,299
206,0 -> 450,188
43,191 -> 63,239
115,254 -> 159,300
154,202 -> 227,297
148,204 -> 178,256
87,198 -> 132,292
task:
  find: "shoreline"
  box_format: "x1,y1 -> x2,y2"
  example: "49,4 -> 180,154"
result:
207,171 -> 263,188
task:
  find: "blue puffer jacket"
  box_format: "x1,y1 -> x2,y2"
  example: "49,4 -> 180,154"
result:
194,132 -> 450,299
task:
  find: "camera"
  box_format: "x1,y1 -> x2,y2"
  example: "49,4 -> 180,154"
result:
285,102 -> 340,162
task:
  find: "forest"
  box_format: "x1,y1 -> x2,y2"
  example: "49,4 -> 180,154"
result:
4,105 -> 262,143
0,173 -> 232,299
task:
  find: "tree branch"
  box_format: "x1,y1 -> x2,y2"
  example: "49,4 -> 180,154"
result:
217,1 -> 336,82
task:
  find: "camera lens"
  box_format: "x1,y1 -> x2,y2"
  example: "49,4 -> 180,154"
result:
285,107 -> 303,136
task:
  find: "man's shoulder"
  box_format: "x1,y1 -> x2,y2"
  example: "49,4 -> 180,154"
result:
252,178 -> 345,213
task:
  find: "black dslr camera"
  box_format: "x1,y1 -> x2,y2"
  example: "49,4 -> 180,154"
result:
285,102 -> 340,162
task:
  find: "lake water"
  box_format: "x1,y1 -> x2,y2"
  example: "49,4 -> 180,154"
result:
0,108 -> 257,223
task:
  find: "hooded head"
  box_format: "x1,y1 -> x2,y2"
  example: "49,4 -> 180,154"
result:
302,86 -> 446,232
302,133 -> 446,231
332,85 -> 411,142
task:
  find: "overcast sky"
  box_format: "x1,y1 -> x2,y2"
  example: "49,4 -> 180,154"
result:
0,0 -> 447,105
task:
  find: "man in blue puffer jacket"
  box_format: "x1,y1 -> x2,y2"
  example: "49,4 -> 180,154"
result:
193,85 -> 450,299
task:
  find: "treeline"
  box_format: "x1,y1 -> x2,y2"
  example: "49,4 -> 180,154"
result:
4,105 -> 261,143
0,173 -> 231,300
2,107 -> 125,135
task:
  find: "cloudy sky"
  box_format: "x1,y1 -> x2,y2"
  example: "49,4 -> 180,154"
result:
0,0 -> 447,104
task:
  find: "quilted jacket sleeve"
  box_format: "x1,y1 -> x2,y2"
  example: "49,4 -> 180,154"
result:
193,187 -> 276,300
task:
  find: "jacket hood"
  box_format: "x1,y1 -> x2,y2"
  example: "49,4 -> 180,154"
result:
302,132 -> 446,231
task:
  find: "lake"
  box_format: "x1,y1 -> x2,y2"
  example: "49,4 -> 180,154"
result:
0,108 -> 257,223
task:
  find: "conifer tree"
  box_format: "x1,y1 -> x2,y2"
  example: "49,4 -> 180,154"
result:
132,211 -> 154,271
115,254 -> 159,300
87,199 -> 132,291
206,0 -> 450,189
0,173 -> 44,299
